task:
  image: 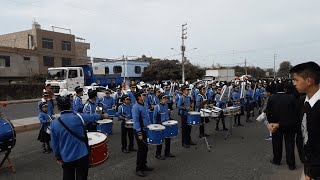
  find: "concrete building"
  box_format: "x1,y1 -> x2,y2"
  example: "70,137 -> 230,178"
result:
0,22 -> 90,81
0,46 -> 39,82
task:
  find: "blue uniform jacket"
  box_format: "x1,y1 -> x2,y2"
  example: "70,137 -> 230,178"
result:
215,94 -> 227,109
245,89 -> 255,104
37,99 -> 54,117
165,90 -> 173,104
50,111 -> 102,162
83,100 -> 96,114
127,91 -> 137,105
177,94 -> 191,116
207,88 -> 215,103
153,103 -> 170,124
38,112 -> 52,130
118,103 -> 132,120
132,102 -> 150,133
73,96 -> 83,113
98,96 -> 114,113
195,94 -> 207,112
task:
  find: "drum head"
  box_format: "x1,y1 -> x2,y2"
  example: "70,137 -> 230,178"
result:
126,121 -> 133,124
201,109 -> 211,113
147,124 -> 165,131
188,111 -> 201,115
87,132 -> 107,146
97,119 -> 113,124
162,120 -> 178,126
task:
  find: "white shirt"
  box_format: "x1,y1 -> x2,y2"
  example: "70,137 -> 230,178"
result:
302,88 -> 320,145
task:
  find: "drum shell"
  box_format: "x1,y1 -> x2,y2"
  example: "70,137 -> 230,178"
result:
0,118 -> 16,152
162,122 -> 178,138
200,109 -> 211,117
187,112 -> 201,125
211,110 -> 220,118
88,133 -> 109,167
124,120 -> 133,128
97,122 -> 113,135
146,128 -> 164,145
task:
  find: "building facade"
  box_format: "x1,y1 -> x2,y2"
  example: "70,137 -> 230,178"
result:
0,22 -> 90,81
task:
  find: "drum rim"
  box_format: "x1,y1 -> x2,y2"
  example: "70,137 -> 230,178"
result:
147,124 -> 165,130
0,118 -> 16,152
97,119 -> 113,123
200,109 -> 212,113
188,111 -> 201,115
162,120 -> 178,125
87,132 -> 108,146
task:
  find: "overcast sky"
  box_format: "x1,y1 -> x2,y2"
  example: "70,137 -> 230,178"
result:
1,0 -> 320,69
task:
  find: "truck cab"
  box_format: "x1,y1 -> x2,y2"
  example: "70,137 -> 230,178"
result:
46,67 -> 85,95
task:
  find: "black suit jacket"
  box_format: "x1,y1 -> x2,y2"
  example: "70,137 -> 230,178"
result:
266,93 -> 299,130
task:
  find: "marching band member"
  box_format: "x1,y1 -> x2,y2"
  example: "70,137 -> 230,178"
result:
290,62 -> 320,180
98,89 -> 115,116
174,88 -> 182,108
83,89 -> 98,131
73,86 -> 84,113
153,89 -> 161,105
164,85 -> 173,111
245,84 -> 255,122
232,86 -> 243,127
45,84 -> 55,109
127,85 -> 137,105
114,86 -> 124,110
153,94 -> 175,160
37,92 -> 54,118
118,95 -> 136,153
178,85 -> 196,148
214,86 -> 228,131
132,90 -> 153,177
255,83 -> 263,114
196,86 -> 210,138
207,82 -> 216,104
37,102 -> 52,154
51,94 -> 109,180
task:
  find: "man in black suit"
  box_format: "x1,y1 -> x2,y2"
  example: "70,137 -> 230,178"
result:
266,82 -> 298,170
290,62 -> 320,180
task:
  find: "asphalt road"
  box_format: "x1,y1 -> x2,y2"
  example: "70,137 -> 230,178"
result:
0,108 -> 303,180
1,102 -> 59,120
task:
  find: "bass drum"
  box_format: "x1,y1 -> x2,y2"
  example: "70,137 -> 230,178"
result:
0,118 -> 16,152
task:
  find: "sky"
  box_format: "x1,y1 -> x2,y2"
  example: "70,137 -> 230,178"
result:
1,0 -> 320,69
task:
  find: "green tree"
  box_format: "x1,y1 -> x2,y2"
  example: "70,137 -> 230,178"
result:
277,61 -> 292,77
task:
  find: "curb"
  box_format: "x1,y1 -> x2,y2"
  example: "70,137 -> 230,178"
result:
14,122 -> 40,133
4,99 -> 41,105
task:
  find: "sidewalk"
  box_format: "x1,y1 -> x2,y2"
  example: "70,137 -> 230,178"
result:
11,117 -> 40,133
2,98 -> 40,105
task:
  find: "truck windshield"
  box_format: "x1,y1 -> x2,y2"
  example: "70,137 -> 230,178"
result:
47,69 -> 67,80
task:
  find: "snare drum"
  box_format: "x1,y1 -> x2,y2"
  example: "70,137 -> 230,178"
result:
0,118 -> 16,152
146,124 -> 165,145
200,109 -> 212,117
162,120 -> 178,138
223,107 -> 237,116
125,119 -> 134,128
187,111 -> 201,125
87,132 -> 109,167
97,119 -> 113,135
211,110 -> 220,118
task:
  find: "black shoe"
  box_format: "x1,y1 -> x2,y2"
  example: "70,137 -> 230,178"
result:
136,171 -> 146,177
189,141 -> 197,145
43,149 -> 50,154
289,166 -> 296,170
47,147 -> 53,152
155,155 -> 165,160
122,148 -> 130,153
199,134 -> 205,138
222,128 -> 228,131
215,127 -> 220,131
129,148 -> 137,152
238,124 -> 244,126
234,124 -> 238,127
270,160 -> 280,165
143,166 -> 154,171
182,144 -> 190,148
165,153 -> 175,158
204,134 -> 210,137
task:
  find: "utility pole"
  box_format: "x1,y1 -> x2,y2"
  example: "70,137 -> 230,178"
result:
244,58 -> 247,76
181,23 -> 187,84
273,54 -> 277,79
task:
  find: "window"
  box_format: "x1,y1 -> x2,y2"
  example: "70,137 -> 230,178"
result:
134,66 -> 141,74
105,67 -> 109,74
0,56 -> 10,67
68,70 -> 78,78
24,57 -> 31,61
80,69 -> 83,77
113,66 -> 122,73
61,41 -> 71,51
62,58 -> 71,67
43,56 -> 54,66
42,38 -> 53,49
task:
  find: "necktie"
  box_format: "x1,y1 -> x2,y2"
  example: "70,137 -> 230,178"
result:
304,101 -> 311,115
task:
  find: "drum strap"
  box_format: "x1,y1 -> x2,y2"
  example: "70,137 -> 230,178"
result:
57,117 -> 90,153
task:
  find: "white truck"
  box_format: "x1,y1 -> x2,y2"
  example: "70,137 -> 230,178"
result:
204,69 -> 235,82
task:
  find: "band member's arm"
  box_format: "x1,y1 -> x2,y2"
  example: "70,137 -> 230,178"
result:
117,106 -> 124,120
177,96 -> 184,110
38,114 -> 48,125
132,107 -> 142,133
79,113 -> 108,124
